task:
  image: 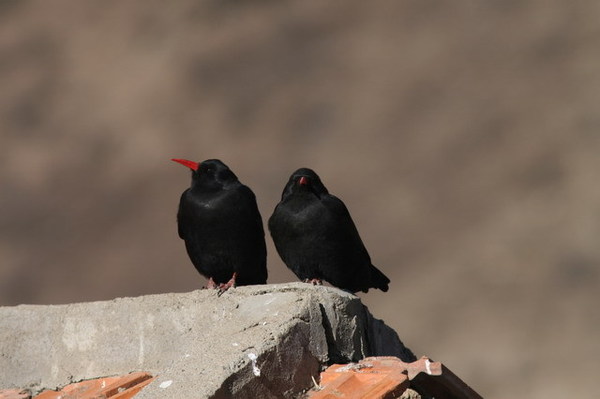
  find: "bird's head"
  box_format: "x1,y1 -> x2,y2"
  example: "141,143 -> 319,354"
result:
171,158 -> 238,189
282,167 -> 329,199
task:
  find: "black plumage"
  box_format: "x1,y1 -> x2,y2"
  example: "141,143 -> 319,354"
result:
268,168 -> 390,293
173,158 -> 267,289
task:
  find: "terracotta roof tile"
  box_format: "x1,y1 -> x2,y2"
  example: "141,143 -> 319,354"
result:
310,356 -> 482,399
32,372 -> 154,399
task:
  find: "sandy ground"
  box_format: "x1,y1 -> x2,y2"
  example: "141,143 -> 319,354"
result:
1,1 -> 599,398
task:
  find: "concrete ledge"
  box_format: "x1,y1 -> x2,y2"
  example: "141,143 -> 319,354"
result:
0,283 -> 415,398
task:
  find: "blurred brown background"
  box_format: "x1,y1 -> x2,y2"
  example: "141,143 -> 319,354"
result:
1,1 -> 599,397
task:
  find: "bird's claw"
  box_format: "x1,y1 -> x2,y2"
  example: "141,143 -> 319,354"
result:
304,278 -> 323,286
205,277 -> 218,290
217,273 -> 238,297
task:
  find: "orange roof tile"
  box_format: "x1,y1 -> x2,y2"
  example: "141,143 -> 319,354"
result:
310,356 -> 482,399
32,372 -> 154,399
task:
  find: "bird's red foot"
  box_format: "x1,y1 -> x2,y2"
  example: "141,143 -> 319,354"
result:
304,278 -> 323,286
205,277 -> 218,290
218,272 -> 238,296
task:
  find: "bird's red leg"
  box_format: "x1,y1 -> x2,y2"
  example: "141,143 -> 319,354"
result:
206,277 -> 218,289
218,272 -> 238,295
304,278 -> 323,286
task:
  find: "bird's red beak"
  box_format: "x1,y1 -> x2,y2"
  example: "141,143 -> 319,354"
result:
171,158 -> 199,171
298,176 -> 308,185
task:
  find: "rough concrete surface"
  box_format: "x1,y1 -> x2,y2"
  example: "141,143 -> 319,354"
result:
0,283 -> 414,398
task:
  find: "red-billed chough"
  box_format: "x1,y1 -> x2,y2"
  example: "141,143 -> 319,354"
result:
172,158 -> 267,291
268,168 -> 389,293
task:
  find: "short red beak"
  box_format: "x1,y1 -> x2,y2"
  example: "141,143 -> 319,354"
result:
171,158 -> 199,171
298,176 -> 308,185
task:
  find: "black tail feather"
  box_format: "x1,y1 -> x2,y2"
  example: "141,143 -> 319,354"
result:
370,264 -> 390,292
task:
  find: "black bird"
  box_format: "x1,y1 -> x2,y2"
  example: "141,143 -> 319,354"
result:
268,168 -> 390,293
172,158 -> 267,291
